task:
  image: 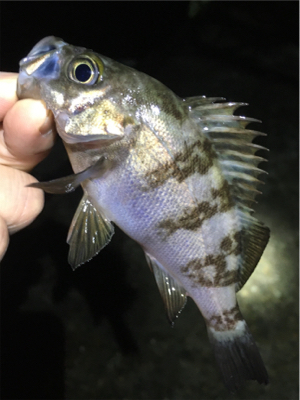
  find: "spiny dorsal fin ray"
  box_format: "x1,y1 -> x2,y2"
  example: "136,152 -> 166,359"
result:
200,114 -> 262,127
189,98 -> 268,209
145,253 -> 187,324
208,127 -> 267,138
184,96 -> 226,107
192,102 -> 248,116
219,160 -> 267,177
67,192 -> 114,269
216,150 -> 267,167
212,140 -> 268,156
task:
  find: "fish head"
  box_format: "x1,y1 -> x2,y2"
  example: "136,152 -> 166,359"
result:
17,36 -> 134,145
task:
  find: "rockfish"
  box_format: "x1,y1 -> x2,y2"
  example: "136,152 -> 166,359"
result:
17,37 -> 270,392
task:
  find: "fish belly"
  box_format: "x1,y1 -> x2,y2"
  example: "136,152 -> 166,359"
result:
86,157 -> 241,319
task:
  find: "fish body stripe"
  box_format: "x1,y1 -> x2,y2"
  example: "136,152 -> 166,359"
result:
179,230 -> 242,288
141,138 -> 216,191
156,181 -> 234,239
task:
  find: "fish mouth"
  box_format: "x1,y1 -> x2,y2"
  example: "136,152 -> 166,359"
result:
17,36 -> 67,100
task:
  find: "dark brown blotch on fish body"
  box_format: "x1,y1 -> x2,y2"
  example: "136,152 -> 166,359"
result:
156,189 -> 236,239
142,160 -> 180,190
180,231 -> 243,287
209,305 -> 242,331
220,236 -> 233,253
220,232 -> 243,257
176,139 -> 215,181
205,254 -> 227,270
204,254 -> 237,287
142,138 -> 216,191
156,91 -> 185,121
233,231 -> 243,256
211,180 -> 234,212
157,201 -> 219,238
180,254 -> 238,287
202,138 -> 217,166
214,267 -> 237,287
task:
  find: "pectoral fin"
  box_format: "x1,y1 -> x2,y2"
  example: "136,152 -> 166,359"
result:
145,253 -> 187,325
27,156 -> 106,194
67,193 -> 114,269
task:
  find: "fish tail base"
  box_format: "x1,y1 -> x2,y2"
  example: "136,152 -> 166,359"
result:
207,320 -> 268,392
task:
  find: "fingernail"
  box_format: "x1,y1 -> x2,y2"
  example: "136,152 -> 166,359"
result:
39,109 -> 55,136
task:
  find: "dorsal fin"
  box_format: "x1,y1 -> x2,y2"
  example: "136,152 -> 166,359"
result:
235,210 -> 270,291
145,253 -> 187,325
188,98 -> 268,209
188,97 -> 270,288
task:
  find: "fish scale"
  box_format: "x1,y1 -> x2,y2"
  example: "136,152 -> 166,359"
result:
18,36 -> 270,392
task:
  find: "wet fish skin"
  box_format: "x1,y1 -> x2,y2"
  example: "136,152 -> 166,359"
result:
18,37 -> 270,392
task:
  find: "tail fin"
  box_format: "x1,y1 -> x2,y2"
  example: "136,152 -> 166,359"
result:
207,320 -> 268,392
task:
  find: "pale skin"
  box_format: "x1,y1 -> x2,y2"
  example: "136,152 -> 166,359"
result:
0,72 -> 56,261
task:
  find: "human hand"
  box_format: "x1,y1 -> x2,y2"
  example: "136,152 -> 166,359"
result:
0,72 -> 56,261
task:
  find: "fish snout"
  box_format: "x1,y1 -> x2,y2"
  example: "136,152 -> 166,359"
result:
17,37 -> 67,100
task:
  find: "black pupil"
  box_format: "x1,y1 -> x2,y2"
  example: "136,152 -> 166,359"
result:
75,64 -> 92,82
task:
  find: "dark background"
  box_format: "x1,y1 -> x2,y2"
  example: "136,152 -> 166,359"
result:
1,2 -> 298,399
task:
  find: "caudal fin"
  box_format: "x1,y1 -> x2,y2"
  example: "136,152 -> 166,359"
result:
207,320 -> 268,392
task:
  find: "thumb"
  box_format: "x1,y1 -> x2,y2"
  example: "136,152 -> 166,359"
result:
0,165 -> 44,234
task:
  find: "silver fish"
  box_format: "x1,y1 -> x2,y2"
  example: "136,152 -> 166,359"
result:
17,36 -> 270,392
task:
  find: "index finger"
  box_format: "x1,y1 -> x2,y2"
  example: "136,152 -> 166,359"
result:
0,73 -> 57,171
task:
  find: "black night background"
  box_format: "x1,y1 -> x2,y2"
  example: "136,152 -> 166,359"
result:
1,2 -> 298,399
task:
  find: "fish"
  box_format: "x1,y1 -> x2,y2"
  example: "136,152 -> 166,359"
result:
17,36 -> 270,392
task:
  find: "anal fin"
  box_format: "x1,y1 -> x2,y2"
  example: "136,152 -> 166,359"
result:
67,192 -> 114,269
145,253 -> 187,325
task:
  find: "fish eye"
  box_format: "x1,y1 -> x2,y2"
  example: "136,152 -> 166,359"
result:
68,55 -> 103,85
74,63 -> 92,82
